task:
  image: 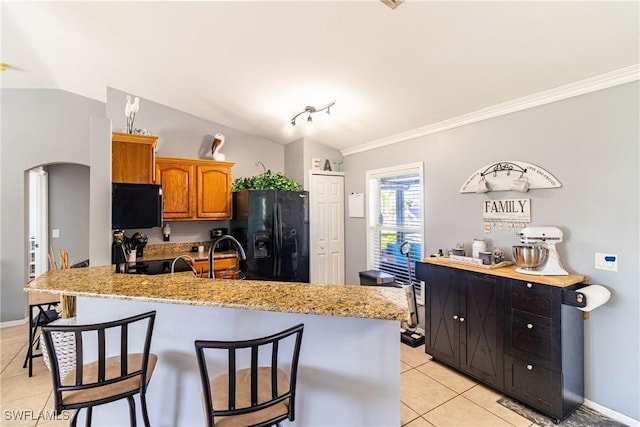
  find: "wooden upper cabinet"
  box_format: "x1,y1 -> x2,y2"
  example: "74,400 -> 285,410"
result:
197,164 -> 233,219
155,159 -> 195,219
112,132 -> 158,183
155,157 -> 234,220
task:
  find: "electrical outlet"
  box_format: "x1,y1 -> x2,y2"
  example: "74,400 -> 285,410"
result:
595,252 -> 618,272
52,229 -> 60,238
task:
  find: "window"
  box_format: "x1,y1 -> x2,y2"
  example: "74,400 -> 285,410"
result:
366,162 -> 424,285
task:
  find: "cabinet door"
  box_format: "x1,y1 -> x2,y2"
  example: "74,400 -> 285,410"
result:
155,159 -> 195,219
112,132 -> 157,183
214,257 -> 239,278
461,271 -> 503,388
196,165 -> 232,219
425,264 -> 459,366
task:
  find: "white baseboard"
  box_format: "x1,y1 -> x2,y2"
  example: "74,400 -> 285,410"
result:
584,398 -> 639,426
0,317 -> 27,328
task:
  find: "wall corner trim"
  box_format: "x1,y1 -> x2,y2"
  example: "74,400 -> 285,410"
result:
341,64 -> 640,157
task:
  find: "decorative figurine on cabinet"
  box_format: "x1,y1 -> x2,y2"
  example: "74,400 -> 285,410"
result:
210,133 -> 226,161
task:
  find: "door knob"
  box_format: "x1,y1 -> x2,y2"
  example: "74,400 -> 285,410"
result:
453,315 -> 458,320
459,317 -> 465,322
527,323 -> 534,329
527,364 -> 533,371
526,283 -> 533,288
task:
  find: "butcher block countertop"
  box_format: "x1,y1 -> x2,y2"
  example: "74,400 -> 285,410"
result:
24,266 -> 408,321
422,257 -> 586,288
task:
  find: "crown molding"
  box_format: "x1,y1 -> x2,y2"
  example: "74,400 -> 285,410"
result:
341,64 -> 640,157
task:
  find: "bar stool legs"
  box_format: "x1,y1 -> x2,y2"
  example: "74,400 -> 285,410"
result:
23,301 -> 60,377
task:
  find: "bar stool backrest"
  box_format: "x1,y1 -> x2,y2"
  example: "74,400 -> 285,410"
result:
195,323 -> 304,427
42,311 -> 156,416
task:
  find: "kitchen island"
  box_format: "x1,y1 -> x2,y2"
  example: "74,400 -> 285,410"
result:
25,266 -> 408,426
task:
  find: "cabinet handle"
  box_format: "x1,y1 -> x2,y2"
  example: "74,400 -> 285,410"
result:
527,323 -> 534,329
453,315 -> 458,320
459,317 -> 465,322
526,364 -> 533,371
526,283 -> 533,288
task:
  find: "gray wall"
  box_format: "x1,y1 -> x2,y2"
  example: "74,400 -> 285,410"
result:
284,137 -> 343,190
343,82 -> 639,419
107,88 -> 284,178
303,138 -> 343,189
0,89 -> 107,321
284,138 -> 304,186
106,88 -> 285,243
47,164 -> 90,265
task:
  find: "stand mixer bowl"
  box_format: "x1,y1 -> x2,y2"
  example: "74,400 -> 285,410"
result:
512,245 -> 548,270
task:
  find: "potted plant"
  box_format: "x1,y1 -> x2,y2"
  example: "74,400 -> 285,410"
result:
231,170 -> 302,192
232,170 -> 304,219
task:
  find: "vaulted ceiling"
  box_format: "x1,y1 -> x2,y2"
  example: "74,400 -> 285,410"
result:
2,1 -> 638,153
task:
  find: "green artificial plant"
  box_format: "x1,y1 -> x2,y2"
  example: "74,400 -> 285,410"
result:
232,170 -> 303,192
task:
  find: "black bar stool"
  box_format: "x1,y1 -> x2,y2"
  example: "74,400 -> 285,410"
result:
42,311 -> 157,427
23,293 -> 60,377
195,324 -> 304,427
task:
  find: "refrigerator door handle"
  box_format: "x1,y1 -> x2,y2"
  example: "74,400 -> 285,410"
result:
272,202 -> 282,277
276,202 -> 283,277
272,203 -> 277,277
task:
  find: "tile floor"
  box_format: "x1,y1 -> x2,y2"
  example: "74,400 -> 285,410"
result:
400,344 -> 536,427
2,322 -> 540,427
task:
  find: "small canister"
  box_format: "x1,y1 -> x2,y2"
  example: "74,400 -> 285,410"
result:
472,239 -> 487,258
479,251 -> 492,265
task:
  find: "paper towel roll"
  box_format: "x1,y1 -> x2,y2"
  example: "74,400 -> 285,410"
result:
577,285 -> 611,312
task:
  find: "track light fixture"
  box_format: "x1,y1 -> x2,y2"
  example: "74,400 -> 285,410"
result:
290,101 -> 335,127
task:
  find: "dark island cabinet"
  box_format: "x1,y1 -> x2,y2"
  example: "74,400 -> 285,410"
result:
416,262 -> 503,389
416,261 -> 584,422
503,279 -> 584,422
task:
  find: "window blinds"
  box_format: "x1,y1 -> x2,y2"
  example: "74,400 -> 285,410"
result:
366,163 -> 424,285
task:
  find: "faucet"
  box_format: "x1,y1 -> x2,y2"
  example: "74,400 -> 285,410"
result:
171,255 -> 196,275
208,235 -> 247,279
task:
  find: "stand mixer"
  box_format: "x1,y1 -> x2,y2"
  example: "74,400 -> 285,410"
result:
513,227 -> 569,276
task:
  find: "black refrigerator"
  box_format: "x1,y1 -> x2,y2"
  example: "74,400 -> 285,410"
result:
231,190 -> 309,282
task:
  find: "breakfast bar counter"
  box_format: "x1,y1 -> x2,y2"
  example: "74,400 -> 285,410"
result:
25,265 -> 407,320
25,266 -> 408,426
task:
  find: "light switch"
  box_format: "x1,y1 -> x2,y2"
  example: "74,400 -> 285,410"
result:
52,229 -> 60,238
595,252 -> 617,272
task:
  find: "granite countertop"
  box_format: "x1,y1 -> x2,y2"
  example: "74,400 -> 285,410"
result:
25,266 -> 408,321
422,257 -> 586,288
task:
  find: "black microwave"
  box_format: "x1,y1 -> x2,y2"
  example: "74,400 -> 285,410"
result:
112,183 -> 163,230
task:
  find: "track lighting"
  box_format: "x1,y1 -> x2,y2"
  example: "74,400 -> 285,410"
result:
290,101 -> 335,127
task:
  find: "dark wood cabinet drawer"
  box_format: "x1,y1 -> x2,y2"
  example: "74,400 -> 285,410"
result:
510,310 -> 553,361
510,280 -> 552,317
504,354 -> 562,419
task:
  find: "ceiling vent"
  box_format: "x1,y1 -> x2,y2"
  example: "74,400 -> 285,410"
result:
381,0 -> 404,9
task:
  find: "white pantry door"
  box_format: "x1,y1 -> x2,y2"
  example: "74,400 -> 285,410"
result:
309,173 -> 345,284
